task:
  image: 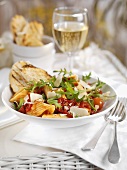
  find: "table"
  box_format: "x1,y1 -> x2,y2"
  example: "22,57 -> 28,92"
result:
0,44 -> 127,169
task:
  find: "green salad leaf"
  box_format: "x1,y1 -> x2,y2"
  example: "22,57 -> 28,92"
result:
47,98 -> 61,108
26,79 -> 47,92
53,68 -> 72,76
96,78 -> 105,89
13,98 -> 24,110
82,72 -> 91,82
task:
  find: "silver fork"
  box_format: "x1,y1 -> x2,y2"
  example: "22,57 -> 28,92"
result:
108,98 -> 126,164
81,98 -> 126,155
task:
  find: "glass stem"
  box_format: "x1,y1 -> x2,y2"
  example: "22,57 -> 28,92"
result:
67,53 -> 73,71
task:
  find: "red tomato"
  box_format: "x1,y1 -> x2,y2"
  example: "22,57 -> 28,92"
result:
93,97 -> 104,110
19,105 -> 26,113
66,112 -> 73,118
18,104 -> 33,114
57,97 -> 92,117
34,87 -> 44,94
25,104 -> 33,112
57,97 -> 74,117
79,101 -> 91,109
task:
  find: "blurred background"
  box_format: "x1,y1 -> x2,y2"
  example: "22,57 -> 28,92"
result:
0,0 -> 127,68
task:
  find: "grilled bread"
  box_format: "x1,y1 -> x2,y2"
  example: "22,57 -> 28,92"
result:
10,15 -> 44,46
10,15 -> 27,43
9,61 -> 51,93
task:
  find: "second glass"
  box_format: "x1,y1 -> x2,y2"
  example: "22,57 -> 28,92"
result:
52,7 -> 88,71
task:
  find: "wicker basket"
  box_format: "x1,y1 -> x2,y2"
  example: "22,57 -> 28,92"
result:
0,152 -> 102,170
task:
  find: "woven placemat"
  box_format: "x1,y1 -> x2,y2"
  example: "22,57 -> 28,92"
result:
0,152 -> 102,170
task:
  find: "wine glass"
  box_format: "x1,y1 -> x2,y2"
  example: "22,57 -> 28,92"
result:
52,7 -> 88,71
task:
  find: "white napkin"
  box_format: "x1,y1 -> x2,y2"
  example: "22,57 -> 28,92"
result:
13,79 -> 127,170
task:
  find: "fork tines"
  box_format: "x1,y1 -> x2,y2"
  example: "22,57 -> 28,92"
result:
109,97 -> 126,120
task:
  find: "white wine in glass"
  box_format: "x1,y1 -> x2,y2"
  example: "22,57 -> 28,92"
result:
52,7 -> 88,71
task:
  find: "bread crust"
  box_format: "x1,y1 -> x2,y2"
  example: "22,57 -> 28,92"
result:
10,61 -> 51,93
10,15 -> 44,46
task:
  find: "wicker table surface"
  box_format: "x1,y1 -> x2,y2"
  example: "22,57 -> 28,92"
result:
0,45 -> 127,169
0,152 -> 101,170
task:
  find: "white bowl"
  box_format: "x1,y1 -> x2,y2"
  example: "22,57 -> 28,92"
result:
12,35 -> 55,69
2,79 -> 117,128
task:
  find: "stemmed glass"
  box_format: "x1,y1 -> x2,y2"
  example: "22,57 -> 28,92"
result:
52,7 -> 88,71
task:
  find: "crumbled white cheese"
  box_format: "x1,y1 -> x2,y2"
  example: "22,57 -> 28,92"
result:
47,91 -> 56,99
78,91 -> 87,99
95,105 -> 99,110
24,95 -> 29,103
52,88 -> 58,91
24,94 -> 33,104
80,80 -> 91,89
54,74 -> 63,87
79,80 -> 96,91
74,87 -> 78,91
30,93 -> 43,102
70,106 -> 90,118
64,106 -> 69,111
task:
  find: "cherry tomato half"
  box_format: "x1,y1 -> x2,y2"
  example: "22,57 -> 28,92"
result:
93,97 -> 104,110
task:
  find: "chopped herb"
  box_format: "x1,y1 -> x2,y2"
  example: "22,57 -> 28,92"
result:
53,68 -> 72,76
26,79 -> 47,92
88,89 -> 101,98
48,76 -> 56,87
65,82 -> 74,94
63,82 -> 79,100
14,98 -> 24,110
42,93 -> 46,100
63,77 -> 76,85
96,78 -> 105,89
47,98 -> 61,108
86,98 -> 96,111
82,72 -> 91,82
13,101 -> 18,110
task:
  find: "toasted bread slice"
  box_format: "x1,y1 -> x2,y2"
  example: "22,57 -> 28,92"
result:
10,15 -> 27,42
23,36 -> 43,46
9,61 -> 51,93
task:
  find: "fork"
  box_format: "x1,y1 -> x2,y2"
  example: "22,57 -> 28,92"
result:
81,98 -> 126,154
108,98 -> 126,164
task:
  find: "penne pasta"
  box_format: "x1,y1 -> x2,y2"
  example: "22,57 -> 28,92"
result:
27,101 -> 55,117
